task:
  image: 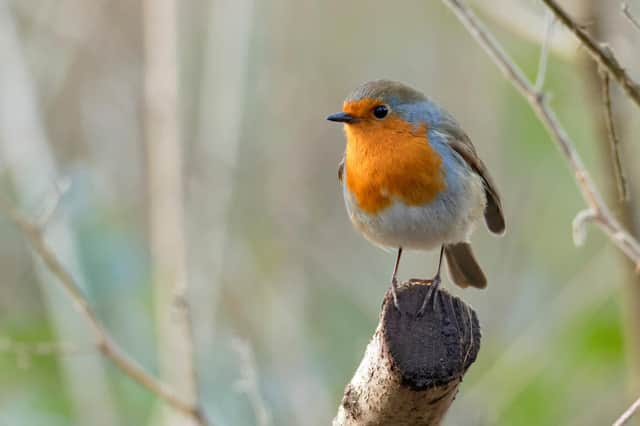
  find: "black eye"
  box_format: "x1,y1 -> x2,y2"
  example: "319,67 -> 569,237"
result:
373,105 -> 389,119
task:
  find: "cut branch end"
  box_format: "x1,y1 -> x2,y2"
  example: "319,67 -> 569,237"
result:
333,282 -> 480,425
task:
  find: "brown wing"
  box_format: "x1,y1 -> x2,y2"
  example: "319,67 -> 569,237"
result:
449,139 -> 505,234
438,117 -> 505,235
338,157 -> 344,183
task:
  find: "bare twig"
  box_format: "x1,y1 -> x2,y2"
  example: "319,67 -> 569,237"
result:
440,0 -> 640,268
0,2 -> 118,421
540,0 -> 640,109
600,71 -> 629,201
534,10 -> 555,92
36,177 -> 71,227
469,0 -> 577,59
580,1 -> 640,397
0,196 -> 211,425
572,208 -> 598,246
613,396 -> 640,426
622,2 -> 640,33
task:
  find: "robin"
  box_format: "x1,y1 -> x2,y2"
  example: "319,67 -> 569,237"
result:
327,80 -> 505,314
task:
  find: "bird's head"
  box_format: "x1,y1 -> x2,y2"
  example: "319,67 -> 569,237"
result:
327,80 -> 439,137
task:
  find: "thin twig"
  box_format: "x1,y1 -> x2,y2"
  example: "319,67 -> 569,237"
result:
600,71 -> 629,201
540,0 -> 640,109
613,396 -> 640,426
534,10 -> 555,92
572,208 -> 598,246
36,178 -> 71,227
622,2 -> 640,33
440,0 -> 640,269
468,0 -> 577,59
0,196 -> 211,426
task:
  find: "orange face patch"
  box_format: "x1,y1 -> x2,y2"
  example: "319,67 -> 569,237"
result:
343,105 -> 445,214
343,98 -> 382,118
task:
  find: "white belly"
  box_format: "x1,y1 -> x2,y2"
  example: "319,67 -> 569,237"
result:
343,171 -> 486,251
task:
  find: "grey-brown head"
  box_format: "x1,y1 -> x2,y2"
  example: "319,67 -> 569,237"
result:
326,80 -> 441,126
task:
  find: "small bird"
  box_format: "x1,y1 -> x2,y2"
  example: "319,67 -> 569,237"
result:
327,80 -> 505,314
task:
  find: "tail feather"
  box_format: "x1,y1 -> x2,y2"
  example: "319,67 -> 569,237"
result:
445,243 -> 487,289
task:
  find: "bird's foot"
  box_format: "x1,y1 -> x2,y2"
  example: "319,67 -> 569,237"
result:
390,277 -> 401,312
417,275 -> 441,317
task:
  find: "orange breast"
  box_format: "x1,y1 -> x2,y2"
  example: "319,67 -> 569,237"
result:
344,116 -> 445,214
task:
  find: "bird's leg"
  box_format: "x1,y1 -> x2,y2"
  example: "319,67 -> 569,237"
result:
390,247 -> 402,311
418,244 -> 445,316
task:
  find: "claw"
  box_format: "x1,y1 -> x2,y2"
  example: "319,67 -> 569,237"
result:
389,248 -> 403,312
417,276 -> 441,317
390,277 -> 401,311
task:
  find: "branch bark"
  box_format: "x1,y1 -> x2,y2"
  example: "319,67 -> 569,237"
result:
333,283 -> 480,426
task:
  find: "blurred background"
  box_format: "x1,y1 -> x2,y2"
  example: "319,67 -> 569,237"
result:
1,0 -> 640,425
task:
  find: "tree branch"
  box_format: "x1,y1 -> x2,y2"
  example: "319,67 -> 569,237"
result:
468,0 -> 577,60
440,0 -> 640,269
333,283 -> 480,425
613,396 -> 640,426
0,2 -> 119,421
540,0 -> 640,109
599,71 -> 629,201
534,10 -> 555,92
35,177 -> 71,228
580,0 -> 640,399
0,196 -> 211,426
621,2 -> 640,33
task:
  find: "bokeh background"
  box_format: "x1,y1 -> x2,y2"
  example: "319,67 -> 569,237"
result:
1,0 -> 640,425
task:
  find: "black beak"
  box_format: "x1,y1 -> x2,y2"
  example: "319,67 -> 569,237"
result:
326,112 -> 359,123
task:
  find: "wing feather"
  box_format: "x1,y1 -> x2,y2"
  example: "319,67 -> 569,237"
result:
438,117 -> 506,235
